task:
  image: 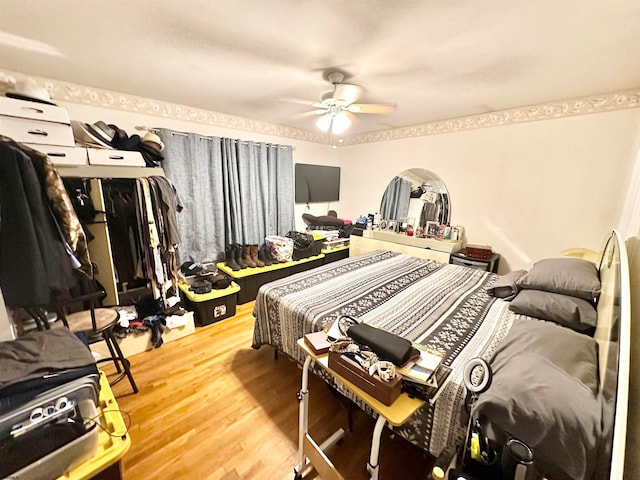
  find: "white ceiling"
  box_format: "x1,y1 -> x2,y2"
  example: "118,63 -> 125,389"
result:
1,0 -> 639,136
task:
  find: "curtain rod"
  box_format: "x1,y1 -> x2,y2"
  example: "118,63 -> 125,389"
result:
134,125 -> 295,150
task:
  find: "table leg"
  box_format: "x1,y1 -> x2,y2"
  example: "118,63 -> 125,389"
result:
366,414 -> 387,480
295,355 -> 313,477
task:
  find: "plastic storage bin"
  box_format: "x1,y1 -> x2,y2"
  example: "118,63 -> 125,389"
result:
179,282 -> 240,326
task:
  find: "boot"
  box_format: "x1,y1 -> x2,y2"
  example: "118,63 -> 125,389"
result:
234,243 -> 247,269
258,244 -> 273,266
225,244 -> 240,271
243,245 -> 257,268
251,244 -> 264,267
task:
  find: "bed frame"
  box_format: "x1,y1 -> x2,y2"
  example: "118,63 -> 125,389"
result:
594,230 -> 630,480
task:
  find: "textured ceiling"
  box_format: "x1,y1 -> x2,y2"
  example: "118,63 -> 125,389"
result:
0,0 -> 639,136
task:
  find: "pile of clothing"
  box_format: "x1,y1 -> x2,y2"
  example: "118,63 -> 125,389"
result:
180,262 -> 231,294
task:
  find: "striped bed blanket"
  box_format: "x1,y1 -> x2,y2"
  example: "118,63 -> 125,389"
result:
252,250 -> 515,455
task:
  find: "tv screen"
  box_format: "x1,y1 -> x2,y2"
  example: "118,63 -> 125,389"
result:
295,163 -> 341,203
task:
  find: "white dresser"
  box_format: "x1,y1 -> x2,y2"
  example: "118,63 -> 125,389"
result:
349,230 -> 462,263
0,96 -> 145,167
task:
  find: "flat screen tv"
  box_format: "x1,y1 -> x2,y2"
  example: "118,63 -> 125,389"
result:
295,163 -> 341,203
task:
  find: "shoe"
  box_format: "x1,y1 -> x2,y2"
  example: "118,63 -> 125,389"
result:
250,244 -> 264,267
234,243 -> 247,269
225,245 -> 240,271
259,244 -> 273,266
243,245 -> 257,268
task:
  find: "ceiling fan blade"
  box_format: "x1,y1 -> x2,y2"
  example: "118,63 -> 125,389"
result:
347,103 -> 397,114
332,83 -> 364,104
296,109 -> 328,118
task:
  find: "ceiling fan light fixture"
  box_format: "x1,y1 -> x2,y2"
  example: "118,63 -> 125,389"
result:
331,111 -> 351,134
316,113 -> 332,132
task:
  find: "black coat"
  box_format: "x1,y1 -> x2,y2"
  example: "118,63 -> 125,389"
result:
0,143 -> 74,306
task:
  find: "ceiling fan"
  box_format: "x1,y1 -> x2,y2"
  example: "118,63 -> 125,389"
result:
292,71 -> 396,135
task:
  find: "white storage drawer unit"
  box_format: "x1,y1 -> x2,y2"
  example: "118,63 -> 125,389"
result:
87,148 -> 145,167
0,97 -> 71,124
0,116 -> 75,146
25,144 -> 88,166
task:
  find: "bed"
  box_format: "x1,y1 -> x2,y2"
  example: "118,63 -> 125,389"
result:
251,230 -> 630,480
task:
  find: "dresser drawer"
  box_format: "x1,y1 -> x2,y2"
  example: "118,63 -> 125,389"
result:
0,97 -> 70,124
87,148 -> 145,167
0,116 -> 75,146
25,144 -> 88,166
450,252 -> 500,273
450,255 -> 490,271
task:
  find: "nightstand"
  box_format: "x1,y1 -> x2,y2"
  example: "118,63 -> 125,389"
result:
450,251 -> 500,273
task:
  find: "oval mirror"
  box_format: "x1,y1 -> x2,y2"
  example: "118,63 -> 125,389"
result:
379,168 -> 450,226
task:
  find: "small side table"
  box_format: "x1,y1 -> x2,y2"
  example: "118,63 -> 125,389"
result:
450,251 -> 500,273
294,339 -> 424,480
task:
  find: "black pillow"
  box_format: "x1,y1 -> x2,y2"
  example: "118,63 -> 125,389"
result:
302,213 -> 344,228
347,323 -> 416,366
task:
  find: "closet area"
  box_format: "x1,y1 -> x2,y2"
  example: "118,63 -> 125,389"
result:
58,165 -> 176,307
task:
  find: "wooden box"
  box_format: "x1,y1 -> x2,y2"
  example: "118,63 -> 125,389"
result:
328,351 -> 402,406
464,244 -> 493,259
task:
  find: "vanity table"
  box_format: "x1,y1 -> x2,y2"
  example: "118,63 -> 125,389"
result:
350,230 -> 462,263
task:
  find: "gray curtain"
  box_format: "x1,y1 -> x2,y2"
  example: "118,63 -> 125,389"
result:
223,139 -> 294,244
380,176 -> 411,220
160,130 -> 225,264
160,129 -> 294,263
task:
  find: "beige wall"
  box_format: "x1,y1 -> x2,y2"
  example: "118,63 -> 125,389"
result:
338,109 -> 640,272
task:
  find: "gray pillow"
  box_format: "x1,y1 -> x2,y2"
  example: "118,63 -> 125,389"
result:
516,257 -> 600,300
509,290 -> 597,332
492,317 -> 599,392
474,318 -> 601,480
474,352 -> 601,480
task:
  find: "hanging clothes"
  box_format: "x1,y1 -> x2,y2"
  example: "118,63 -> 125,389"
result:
0,142 -> 77,305
0,136 -> 92,278
102,179 -> 146,290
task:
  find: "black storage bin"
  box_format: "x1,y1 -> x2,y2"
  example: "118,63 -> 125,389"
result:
179,283 -> 239,326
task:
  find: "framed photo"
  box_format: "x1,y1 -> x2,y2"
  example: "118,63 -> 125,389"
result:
386,220 -> 398,232
426,221 -> 440,237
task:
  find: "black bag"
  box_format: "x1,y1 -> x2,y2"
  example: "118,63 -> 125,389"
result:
347,322 -> 418,366
286,231 -> 315,260
0,329 -> 99,414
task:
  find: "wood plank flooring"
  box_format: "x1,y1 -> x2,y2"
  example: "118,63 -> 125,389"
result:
106,302 -> 435,479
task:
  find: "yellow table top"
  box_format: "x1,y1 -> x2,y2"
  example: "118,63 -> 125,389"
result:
178,280 -> 240,302
217,254 -> 325,278
297,339 -> 424,426
59,371 -> 130,480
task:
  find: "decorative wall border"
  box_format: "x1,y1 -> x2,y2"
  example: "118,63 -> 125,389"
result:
1,68 -> 638,146
0,68 -> 326,144
343,89 -> 640,145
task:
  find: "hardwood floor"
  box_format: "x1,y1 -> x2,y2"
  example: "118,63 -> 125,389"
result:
106,302 -> 435,479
